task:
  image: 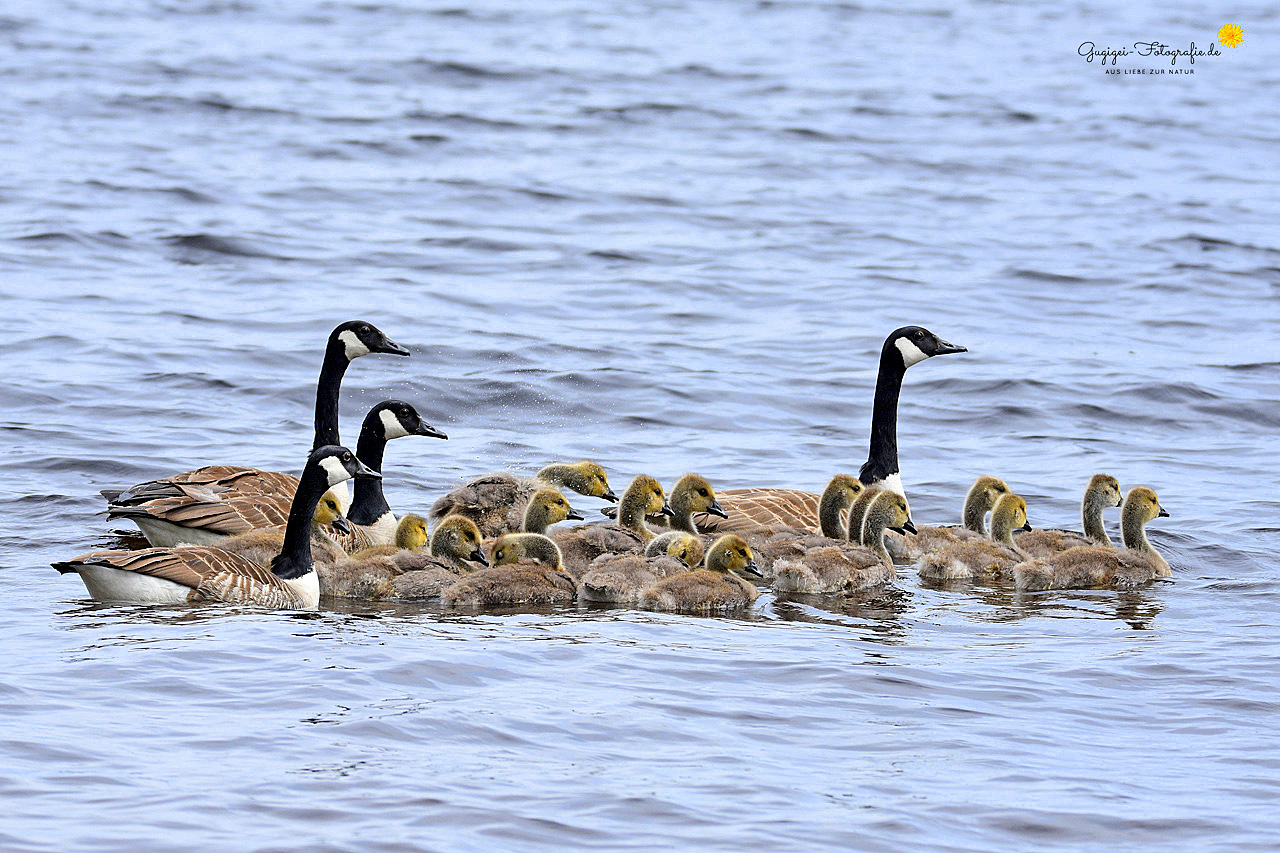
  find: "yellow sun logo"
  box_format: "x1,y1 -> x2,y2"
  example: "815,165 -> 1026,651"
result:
1218,24 -> 1243,48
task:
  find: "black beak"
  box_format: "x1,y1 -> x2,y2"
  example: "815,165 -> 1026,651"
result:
1021,521 -> 1033,532
659,503 -> 676,518
376,335 -> 411,356
353,458 -> 382,480
897,519 -> 918,535
1115,497 -> 1124,507
469,547 -> 489,567
331,514 -> 351,535
416,422 -> 448,440
932,337 -> 967,356
741,559 -> 764,579
1158,508 -> 1170,518
602,488 -> 619,503
706,500 -> 728,519
566,506 -> 585,521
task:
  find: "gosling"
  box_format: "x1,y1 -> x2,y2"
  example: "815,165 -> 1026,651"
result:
599,473 -> 727,534
1013,487 -> 1170,591
347,513 -> 429,559
639,535 -> 763,612
579,533 -> 701,605
773,490 -> 912,594
745,475 -> 867,572
916,492 -> 1032,581
440,533 -> 577,606
521,488 -> 584,535
550,475 -> 673,577
429,461 -> 616,537
321,515 -> 486,600
1013,474 -> 1123,559
884,475 -> 1008,561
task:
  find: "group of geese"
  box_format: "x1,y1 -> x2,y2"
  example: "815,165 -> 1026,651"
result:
53,321 -> 1173,613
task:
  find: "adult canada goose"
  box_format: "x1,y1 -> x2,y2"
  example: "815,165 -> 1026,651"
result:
1014,487 -> 1170,591
884,475 -> 1009,561
550,475 -> 673,577
521,488 -> 585,535
198,489 -> 351,568
54,446 -> 379,608
579,533 -> 697,605
695,326 -> 965,532
1013,474 -> 1123,559
104,321 -> 411,547
772,490 -> 911,594
440,533 -> 576,606
599,474 -> 727,534
106,399 -> 443,550
916,492 -> 1031,581
741,475 -> 868,570
321,515 -> 487,600
428,461 -> 617,537
639,534 -> 763,612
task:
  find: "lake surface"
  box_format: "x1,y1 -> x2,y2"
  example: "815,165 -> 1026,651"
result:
2,1 -> 1278,850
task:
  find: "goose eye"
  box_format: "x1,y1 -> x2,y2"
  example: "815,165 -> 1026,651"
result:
679,550 -> 687,559
557,499 -> 565,505
698,488 -> 708,497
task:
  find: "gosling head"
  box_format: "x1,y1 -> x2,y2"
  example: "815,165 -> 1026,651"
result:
969,475 -> 1010,502
393,513 -> 430,551
314,489 -> 351,535
1086,474 -> 1124,509
990,493 -> 1032,544
330,319 -> 410,361
1123,486 -> 1169,524
864,490 -> 916,539
492,533 -> 564,570
824,474 -> 864,505
523,487 -> 584,533
885,325 -> 967,370
430,515 -> 488,566
313,445 -> 381,487
364,400 -> 447,441
539,461 -> 617,502
705,535 -> 762,579
623,475 -> 674,518
670,474 -> 726,518
665,533 -> 705,569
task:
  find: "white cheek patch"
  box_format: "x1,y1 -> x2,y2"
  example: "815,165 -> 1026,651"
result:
878,472 -> 905,498
319,456 -> 352,486
379,408 -> 411,439
895,338 -> 929,368
338,329 -> 370,360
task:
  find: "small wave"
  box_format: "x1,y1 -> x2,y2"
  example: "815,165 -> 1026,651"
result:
164,234 -> 294,260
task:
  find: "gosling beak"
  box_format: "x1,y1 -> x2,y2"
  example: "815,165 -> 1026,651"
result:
705,499 -> 728,519
933,338 -> 967,356
659,503 -> 676,518
566,506 -> 585,521
376,335 -> 411,356
416,423 -> 448,440
331,514 -> 352,535
892,519 -> 917,535
1158,507 -> 1170,518
353,458 -> 382,480
1021,521 -> 1033,532
602,488 -> 619,503
741,559 -> 764,579
469,546 -> 489,567
1115,497 -> 1124,507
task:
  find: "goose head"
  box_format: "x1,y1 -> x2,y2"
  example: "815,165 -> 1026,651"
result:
705,535 -> 762,579
393,513 -> 430,551
885,325 -> 967,370
622,475 -> 673,519
523,488 -> 584,533
313,445 -> 381,486
663,532 -> 705,569
990,493 -> 1032,546
538,461 -> 617,502
365,400 -> 447,441
331,320 -> 410,361
1086,474 -> 1124,510
492,533 -> 564,570
1123,487 -> 1169,524
314,490 -> 351,535
864,490 -> 916,538
670,474 -> 726,519
430,515 -> 488,566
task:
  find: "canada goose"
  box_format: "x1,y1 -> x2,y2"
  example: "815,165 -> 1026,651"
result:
195,489 -> 351,568
598,473 -> 727,533
54,446 -> 379,608
645,531 -> 705,568
101,321 -> 408,547
550,475 -> 673,577
743,475 -> 868,570
579,533 -> 697,605
521,488 -> 585,535
884,475 -> 1009,561
773,490 -> 912,594
696,326 -> 965,532
428,461 -> 616,537
916,492 -> 1031,581
1014,487 -> 1170,591
639,534 -> 763,612
1013,474 -> 1123,559
322,515 -> 487,600
440,533 -> 576,606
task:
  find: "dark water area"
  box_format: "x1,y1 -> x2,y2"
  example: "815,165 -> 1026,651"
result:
2,1 -> 1279,850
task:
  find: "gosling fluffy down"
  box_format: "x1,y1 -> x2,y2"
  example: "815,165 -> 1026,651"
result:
429,462 -> 615,537
441,533 -> 576,606
580,533 -> 702,605
551,475 -> 672,577
885,475 -> 1008,561
772,490 -> 910,594
639,535 -> 762,613
320,515 -> 486,600
916,492 -> 1031,582
1013,474 -> 1123,559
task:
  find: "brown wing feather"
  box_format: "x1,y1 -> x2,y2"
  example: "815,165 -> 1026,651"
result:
107,491 -> 294,537
113,466 -> 300,504
693,488 -> 821,534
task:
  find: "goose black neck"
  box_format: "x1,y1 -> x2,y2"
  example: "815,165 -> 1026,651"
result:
312,342 -> 349,451
273,464 -> 328,580
349,420 -> 390,526
859,346 -> 903,486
